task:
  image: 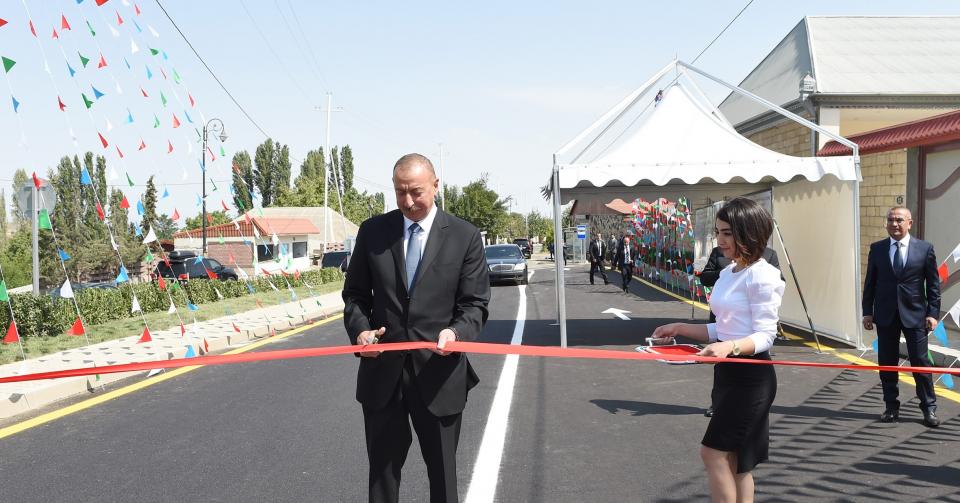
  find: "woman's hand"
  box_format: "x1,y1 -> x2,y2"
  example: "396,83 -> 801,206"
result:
651,323 -> 684,344
697,341 -> 734,358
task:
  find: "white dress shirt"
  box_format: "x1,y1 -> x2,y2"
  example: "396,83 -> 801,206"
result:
706,258 -> 785,354
403,204 -> 438,260
889,234 -> 910,269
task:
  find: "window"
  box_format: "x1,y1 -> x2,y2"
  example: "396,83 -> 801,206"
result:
206,259 -> 223,270
257,244 -> 275,261
293,241 -> 307,258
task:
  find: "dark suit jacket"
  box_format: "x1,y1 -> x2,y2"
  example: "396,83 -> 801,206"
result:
862,237 -> 941,329
589,239 -> 605,263
342,208 -> 490,417
612,239 -> 636,268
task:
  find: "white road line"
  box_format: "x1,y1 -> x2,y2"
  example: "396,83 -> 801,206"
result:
464,270 -> 531,503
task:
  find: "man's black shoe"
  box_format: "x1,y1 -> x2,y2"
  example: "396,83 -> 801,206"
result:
922,410 -> 940,428
704,407 -> 714,417
879,409 -> 899,423
622,286 -> 628,292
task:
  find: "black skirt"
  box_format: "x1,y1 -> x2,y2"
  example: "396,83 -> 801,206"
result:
701,351 -> 776,473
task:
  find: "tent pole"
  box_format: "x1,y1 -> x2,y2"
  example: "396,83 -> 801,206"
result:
552,155 -> 568,348
851,149 -> 864,349
773,218 -> 823,353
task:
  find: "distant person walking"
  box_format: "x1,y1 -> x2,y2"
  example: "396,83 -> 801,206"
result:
589,232 -> 609,285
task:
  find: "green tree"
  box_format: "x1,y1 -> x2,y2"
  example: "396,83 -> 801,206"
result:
142,175 -> 158,236
526,211 -> 552,240
231,150 -> 255,212
253,139 -> 291,207
184,210 -> 231,231
281,148 -> 326,207
0,189 -> 7,246
154,213 -> 178,239
0,227 -> 33,288
446,174 -> 508,236
10,169 -> 28,227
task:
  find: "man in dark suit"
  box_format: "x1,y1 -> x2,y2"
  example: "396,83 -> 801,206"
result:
343,153 -> 491,502
589,232 -> 609,285
613,235 -> 635,292
699,245 -> 782,417
862,206 -> 941,427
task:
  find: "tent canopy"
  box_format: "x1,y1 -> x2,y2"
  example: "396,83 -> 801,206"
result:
557,82 -> 858,200
549,60 -> 864,349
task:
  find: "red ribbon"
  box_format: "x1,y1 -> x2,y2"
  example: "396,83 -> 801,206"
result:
1,341 -> 958,384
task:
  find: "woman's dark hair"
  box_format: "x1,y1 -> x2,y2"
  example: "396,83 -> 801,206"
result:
716,197 -> 773,265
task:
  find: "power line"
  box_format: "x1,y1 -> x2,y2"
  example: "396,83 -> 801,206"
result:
691,0 -> 755,64
153,0 -> 272,138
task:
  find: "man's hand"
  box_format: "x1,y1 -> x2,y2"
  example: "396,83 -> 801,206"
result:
433,328 -> 457,356
356,327 -> 385,357
862,316 -> 874,331
926,316 -> 939,331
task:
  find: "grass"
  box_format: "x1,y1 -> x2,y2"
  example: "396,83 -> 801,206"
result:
0,280 -> 344,365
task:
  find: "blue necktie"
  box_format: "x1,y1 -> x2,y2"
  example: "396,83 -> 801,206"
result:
406,223 -> 423,292
893,242 -> 903,275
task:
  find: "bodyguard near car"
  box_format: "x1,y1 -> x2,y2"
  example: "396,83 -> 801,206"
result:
485,244 -> 528,285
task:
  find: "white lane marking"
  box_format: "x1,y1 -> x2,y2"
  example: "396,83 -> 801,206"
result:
602,307 -> 631,320
465,270 -> 531,503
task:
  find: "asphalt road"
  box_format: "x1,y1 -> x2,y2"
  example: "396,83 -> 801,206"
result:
1,259 -> 958,502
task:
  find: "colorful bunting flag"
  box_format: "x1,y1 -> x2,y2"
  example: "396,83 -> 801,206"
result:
171,208 -> 180,220
11,96 -> 19,113
939,263 -> 949,282
952,243 -> 960,263
161,188 -> 169,198
98,132 -> 109,148
150,47 -> 160,56
60,279 -> 74,299
3,320 -> 19,344
66,61 -> 75,77
160,91 -> 167,107
120,195 -> 130,209
138,139 -> 146,150
167,301 -> 176,314
933,321 -> 949,346
145,65 -> 152,79
167,140 -> 173,153
143,227 -> 157,243
82,93 -> 94,109
97,53 -> 107,68
0,280 -> 7,301
950,299 -> 960,328
157,275 -> 166,290
131,295 -> 142,313
92,85 -> 105,99
37,209 -> 52,230
138,327 -> 152,343
0,19 -> 6,28
58,248 -> 71,261
53,28 -> 60,40
58,96 -> 67,111
80,168 -> 93,185
184,345 -> 196,358
187,302 -> 199,311
68,317 -> 85,336
86,20 -> 96,37
78,52 -> 90,68
2,56 -> 15,73
140,87 -> 149,98
172,114 -> 180,128
206,268 -> 218,280
116,265 -> 129,283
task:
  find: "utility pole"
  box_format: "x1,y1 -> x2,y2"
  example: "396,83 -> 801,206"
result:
201,118 -> 227,256
318,94 -> 344,254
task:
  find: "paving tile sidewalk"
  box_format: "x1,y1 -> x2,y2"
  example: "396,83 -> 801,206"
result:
0,291 -> 345,420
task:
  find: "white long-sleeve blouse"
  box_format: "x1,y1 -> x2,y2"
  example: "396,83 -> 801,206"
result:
706,258 -> 785,354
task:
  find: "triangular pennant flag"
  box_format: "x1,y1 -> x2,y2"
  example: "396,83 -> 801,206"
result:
150,47 -> 160,56
942,373 -> 955,390
11,96 -> 19,113
97,53 -> 107,68
932,321 -> 949,346
232,322 -> 241,333
120,195 -> 130,209
117,11 -> 124,25
160,92 -> 168,107
68,317 -> 85,336
136,4 -> 141,15
82,93 -> 94,109
3,321 -> 19,344
78,52 -> 90,67
138,326 -> 152,343
53,28 -> 60,39
2,56 -> 16,73
96,201 -> 105,220
184,345 -> 196,358
138,139 -> 146,150
173,68 -> 182,83
143,227 -> 157,243
157,275 -> 166,291
188,93 -> 195,107
144,248 -> 153,261
116,265 -> 129,283
80,167 -> 93,185
167,140 -> 173,153
145,65 -> 152,79
116,146 -> 124,158
171,208 -> 180,220
187,302 -> 199,311
161,187 -> 169,198
131,295 -> 142,313
203,338 -> 209,353
952,243 -> 960,263
61,14 -> 72,30
167,301 -> 176,314
92,85 -> 105,99
86,20 -> 96,37
939,263 -> 949,282
0,280 -> 8,301
206,268 -> 218,280
871,338 -> 879,352
126,109 -> 134,123
37,209 -> 52,230
58,248 -> 71,261
98,132 -> 109,148
32,172 -> 43,189
123,57 -> 131,69
172,113 -> 180,128
140,87 -> 149,98
60,279 -> 75,299
124,173 -> 134,188
179,322 -> 185,336
58,96 -> 67,111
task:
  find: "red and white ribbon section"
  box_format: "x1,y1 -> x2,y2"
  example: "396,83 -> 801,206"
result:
1,341 -> 959,384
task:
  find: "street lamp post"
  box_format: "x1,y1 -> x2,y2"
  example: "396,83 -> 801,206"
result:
201,118 -> 227,256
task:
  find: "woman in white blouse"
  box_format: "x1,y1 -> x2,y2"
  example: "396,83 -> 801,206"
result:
652,197 -> 785,503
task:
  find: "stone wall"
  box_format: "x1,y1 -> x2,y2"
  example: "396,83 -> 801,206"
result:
857,149 -> 909,285
744,118 -> 812,157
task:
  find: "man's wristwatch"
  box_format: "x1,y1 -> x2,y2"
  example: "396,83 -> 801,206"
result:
731,339 -> 742,356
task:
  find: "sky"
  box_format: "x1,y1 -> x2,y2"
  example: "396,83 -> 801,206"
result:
2,0 -> 959,224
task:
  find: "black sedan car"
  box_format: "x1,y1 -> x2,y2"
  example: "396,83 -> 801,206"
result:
485,244 -> 528,285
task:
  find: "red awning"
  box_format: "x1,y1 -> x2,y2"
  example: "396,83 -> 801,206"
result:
819,109 -> 960,157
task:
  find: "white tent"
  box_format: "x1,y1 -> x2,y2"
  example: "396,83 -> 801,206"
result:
549,60 -> 865,348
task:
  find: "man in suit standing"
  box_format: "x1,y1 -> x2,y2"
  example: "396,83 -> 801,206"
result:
343,153 -> 491,502
589,232 -> 609,285
862,206 -> 941,428
613,235 -> 635,292
699,245 -> 782,417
